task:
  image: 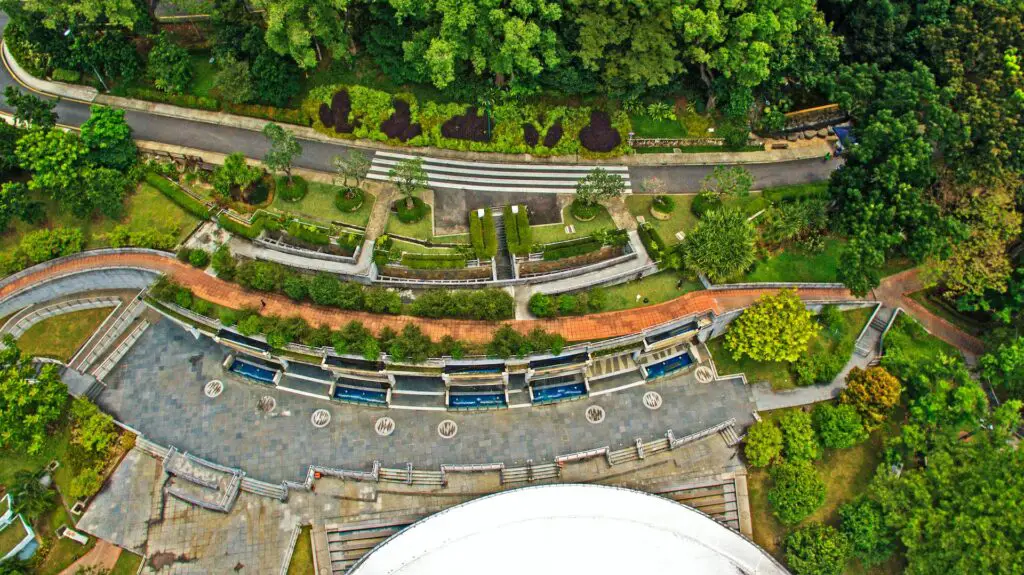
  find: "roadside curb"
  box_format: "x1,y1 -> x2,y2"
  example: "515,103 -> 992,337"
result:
2,39 -> 836,167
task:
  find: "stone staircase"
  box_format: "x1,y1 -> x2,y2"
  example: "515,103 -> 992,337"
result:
492,210 -> 515,280
324,514 -> 423,574
90,320 -> 150,381
70,294 -> 146,373
649,476 -> 742,532
162,447 -> 244,512
720,424 -> 742,447
855,306 -> 894,358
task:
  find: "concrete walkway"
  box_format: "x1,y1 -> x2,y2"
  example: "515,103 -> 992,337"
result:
0,250 -> 857,344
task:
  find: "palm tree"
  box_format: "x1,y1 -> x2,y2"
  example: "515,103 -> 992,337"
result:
11,469 -> 53,520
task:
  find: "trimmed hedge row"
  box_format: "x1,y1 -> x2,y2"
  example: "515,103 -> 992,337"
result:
503,205 -> 532,256
222,102 -> 310,126
481,210 -> 497,258
218,213 -> 263,239
401,253 -> 467,269
542,236 -> 604,261
637,223 -> 668,261
126,87 -> 219,111
409,288 -> 515,320
144,172 -> 213,219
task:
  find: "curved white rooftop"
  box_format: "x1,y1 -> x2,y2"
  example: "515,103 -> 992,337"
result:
350,484 -> 790,575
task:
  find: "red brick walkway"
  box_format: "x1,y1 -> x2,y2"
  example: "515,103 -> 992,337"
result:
871,268 -> 985,357
1,252 -> 856,344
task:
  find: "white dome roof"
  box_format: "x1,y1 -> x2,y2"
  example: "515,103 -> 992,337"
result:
350,484 -> 790,575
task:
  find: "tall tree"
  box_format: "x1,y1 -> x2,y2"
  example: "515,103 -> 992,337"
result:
679,207 -> 756,281
333,151 -> 371,188
148,33 -> 193,94
0,336 -> 68,455
725,289 -> 816,363
574,168 -> 625,206
80,105 -> 136,171
22,0 -> 140,30
388,156 -> 428,210
262,123 -> 302,185
253,0 -> 353,69
3,87 -> 57,129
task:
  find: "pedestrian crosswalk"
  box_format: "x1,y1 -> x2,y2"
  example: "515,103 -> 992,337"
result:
366,151 -> 632,194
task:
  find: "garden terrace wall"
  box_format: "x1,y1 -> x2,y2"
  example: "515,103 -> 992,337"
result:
520,246 -> 628,277
379,264 -> 492,281
255,233 -> 363,265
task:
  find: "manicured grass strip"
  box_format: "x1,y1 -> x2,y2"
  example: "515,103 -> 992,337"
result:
16,307 -> 114,362
882,313 -> 960,365
625,194 -> 697,247
762,181 -> 829,203
0,518 -> 28,557
287,526 -> 315,575
270,182 -> 375,228
600,272 -> 703,312
530,204 -> 614,245
110,551 -> 145,575
739,237 -> 845,283
144,172 -> 214,219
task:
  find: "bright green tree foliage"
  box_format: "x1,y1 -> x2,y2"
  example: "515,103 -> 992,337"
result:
680,207 -> 756,282
779,409 -> 821,462
767,460 -> 826,525
0,336 -> 68,455
80,105 -> 136,171
743,419 -> 783,467
724,289 -> 814,362
785,523 -> 851,575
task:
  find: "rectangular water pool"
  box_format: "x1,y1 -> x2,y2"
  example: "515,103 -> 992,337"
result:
645,353 -> 693,380
449,393 -> 507,408
532,382 -> 587,404
333,385 -> 388,405
230,360 -> 277,384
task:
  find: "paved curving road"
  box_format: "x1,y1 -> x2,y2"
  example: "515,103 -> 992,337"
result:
0,12 -> 841,191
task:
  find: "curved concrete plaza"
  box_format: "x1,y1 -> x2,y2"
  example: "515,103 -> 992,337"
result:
98,318 -> 755,483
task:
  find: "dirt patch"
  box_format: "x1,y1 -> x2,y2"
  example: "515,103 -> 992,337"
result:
523,123 -> 539,147
520,246 -> 625,276
579,111 -> 620,152
318,90 -> 357,133
380,99 -> 423,142
543,121 -> 564,148
381,265 -> 491,281
148,551 -> 191,571
441,107 -> 490,142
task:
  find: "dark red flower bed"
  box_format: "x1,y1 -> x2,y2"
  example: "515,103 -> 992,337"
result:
523,123 -> 539,146
318,90 -> 357,134
380,99 -> 423,142
441,107 -> 490,142
578,111 -> 620,152
543,120 -> 563,148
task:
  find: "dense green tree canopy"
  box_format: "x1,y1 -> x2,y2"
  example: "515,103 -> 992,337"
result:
0,336 -> 69,455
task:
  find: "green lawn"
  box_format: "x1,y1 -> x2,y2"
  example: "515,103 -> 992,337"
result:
747,406 -> 892,570
384,204 -> 469,244
271,180 -> 376,228
287,526 -> 315,575
530,204 -> 616,245
0,517 -> 28,557
600,272 -> 703,312
882,313 -> 960,367
740,237 -> 846,283
17,307 -> 114,362
34,495 -> 96,575
630,113 -> 688,138
111,551 -> 145,575
0,182 -> 200,253
625,194 -> 697,246
189,52 -> 218,99
707,306 -> 874,390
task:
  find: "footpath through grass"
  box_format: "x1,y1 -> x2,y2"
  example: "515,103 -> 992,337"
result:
287,526 -> 315,575
625,195 -> 697,246
707,306 -> 873,390
16,307 -> 114,362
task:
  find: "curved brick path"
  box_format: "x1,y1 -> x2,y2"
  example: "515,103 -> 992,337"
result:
0,251 -> 856,343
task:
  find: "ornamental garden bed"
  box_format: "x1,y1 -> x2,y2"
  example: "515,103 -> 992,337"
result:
520,245 -> 626,275
579,111 -> 621,152
381,98 -> 423,142
263,227 -> 360,257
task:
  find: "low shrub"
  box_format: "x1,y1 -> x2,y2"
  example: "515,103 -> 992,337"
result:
570,199 -> 601,221
218,213 -> 263,239
276,176 -> 308,202
126,87 -> 220,111
20,227 -> 84,264
396,196 -> 428,223
401,253 -> 467,269
189,249 -> 211,268
487,325 -> 565,358
763,182 -> 829,204
528,289 -> 606,318
469,211 -> 485,259
223,102 -> 309,126
335,187 -> 364,212
106,225 -> 177,250
768,460 -> 826,525
144,172 -> 212,219
211,244 -> 236,280
691,191 -> 722,218
51,68 -> 82,83
636,223 -> 667,261
528,293 -> 556,318
481,209 -> 497,258
286,220 -> 331,246
503,205 -> 531,256
793,351 -> 847,387
543,238 -> 603,261
652,195 -> 675,213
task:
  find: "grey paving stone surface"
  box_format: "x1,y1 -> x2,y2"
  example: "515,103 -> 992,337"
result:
99,319 -> 755,483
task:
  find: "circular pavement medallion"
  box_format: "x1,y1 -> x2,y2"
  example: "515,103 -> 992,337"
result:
204,380 -> 223,398
437,420 -> 458,439
694,365 -> 714,384
642,391 -> 663,410
375,417 -> 396,437
585,405 -> 606,424
257,396 -> 276,413
311,409 -> 331,428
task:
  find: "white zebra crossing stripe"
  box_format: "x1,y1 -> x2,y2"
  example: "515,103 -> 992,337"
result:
367,151 -> 632,194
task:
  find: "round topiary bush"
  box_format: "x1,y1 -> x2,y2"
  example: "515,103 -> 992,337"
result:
652,194 -> 675,213
395,196 -> 428,223
277,176 -> 308,202
691,191 -> 722,218
335,186 -> 365,212
570,199 -> 600,221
